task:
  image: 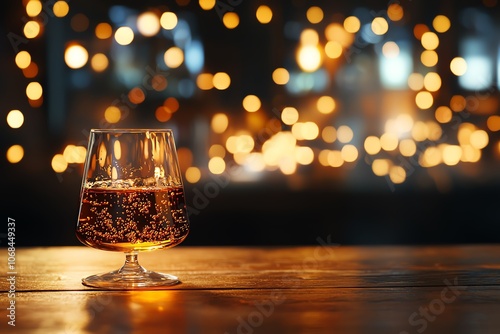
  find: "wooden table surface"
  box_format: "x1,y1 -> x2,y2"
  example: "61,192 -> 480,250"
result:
1,244 -> 500,334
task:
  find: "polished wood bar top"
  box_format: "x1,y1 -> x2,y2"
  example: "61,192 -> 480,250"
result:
1,244 -> 500,333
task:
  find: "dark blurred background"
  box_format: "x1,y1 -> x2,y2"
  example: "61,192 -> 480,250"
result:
1,0 -> 500,247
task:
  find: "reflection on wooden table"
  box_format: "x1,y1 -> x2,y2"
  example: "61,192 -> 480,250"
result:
1,245 -> 500,333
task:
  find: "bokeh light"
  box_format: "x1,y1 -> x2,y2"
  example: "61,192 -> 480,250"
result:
325,41 -> 342,59
164,97 -> 179,113
450,57 -> 467,76
160,12 -> 178,30
6,2 -> 500,199
15,51 -> 31,69
301,27 -> 319,42
223,12 -> 239,29
293,122 -> 319,140
382,42 -> 399,58
399,139 -> 416,157
433,15 -> 451,33
272,68 -> 290,85
306,6 -> 324,24
164,47 -> 184,68
487,115 -> 500,132
22,62 -> 38,78
420,147 -> 441,167
415,91 -> 434,109
128,87 -> 145,104
389,166 -> 406,184
256,5 -> 273,24
412,121 -> 428,142
371,17 -> 389,35
427,121 -> 442,141
213,72 -> 231,90
51,154 -> 67,173
337,125 -> 354,143
387,3 -> 404,21
197,73 -> 214,90
421,50 -> 438,67
295,146 -> 314,165
63,145 -> 86,164
7,110 -> 24,129
53,1 -> 69,17
242,95 -> 261,112
209,144 -> 226,158
152,75 -> 168,91
372,159 -> 391,176
281,107 -> 299,125
316,96 -> 336,114
7,145 -> 24,164
199,0 -> 216,10
137,12 -> 161,37
413,24 -> 429,40
450,95 -> 466,112
322,126 -> 336,143
90,53 -> 108,72
177,147 -> 193,171
104,106 -> 121,123
470,130 -> 489,149
364,136 -> 381,155
380,133 -> 398,151
26,0 -> 42,17
297,45 -> 322,72
114,26 -> 134,45
442,145 -> 462,166
341,145 -> 358,162
185,167 -> 201,183
327,150 -> 343,167
155,106 -> 172,122
435,106 -> 452,123
95,23 -> 112,39
212,113 -> 229,133
421,32 -> 439,50
26,81 -> 43,100
208,157 -> 226,174
64,44 -> 89,69
408,73 -> 424,91
343,16 -> 361,33
423,72 -> 441,92
24,21 -> 41,39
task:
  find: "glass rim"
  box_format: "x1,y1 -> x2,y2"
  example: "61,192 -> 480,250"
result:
90,128 -> 174,133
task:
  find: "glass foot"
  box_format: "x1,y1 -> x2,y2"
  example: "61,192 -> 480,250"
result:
82,270 -> 180,289
82,252 -> 180,289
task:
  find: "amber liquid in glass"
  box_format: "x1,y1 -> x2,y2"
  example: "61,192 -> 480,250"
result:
76,186 -> 189,252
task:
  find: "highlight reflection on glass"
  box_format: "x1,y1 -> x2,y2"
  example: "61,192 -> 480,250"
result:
76,129 -> 189,289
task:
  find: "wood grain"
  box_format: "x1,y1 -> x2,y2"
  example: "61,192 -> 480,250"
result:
1,287 -> 500,334
1,245 -> 499,333
1,245 -> 499,291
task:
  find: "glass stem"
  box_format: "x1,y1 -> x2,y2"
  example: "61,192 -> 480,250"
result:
119,252 -> 147,275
